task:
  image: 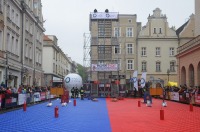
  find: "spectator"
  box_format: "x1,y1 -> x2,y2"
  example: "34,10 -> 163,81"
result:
18,85 -> 23,94
6,87 -> 12,94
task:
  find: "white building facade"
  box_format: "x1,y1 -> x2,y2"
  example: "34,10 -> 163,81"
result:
138,8 -> 178,85
0,0 -> 45,88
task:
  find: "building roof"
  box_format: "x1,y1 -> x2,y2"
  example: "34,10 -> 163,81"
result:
176,20 -> 189,36
43,35 -> 52,41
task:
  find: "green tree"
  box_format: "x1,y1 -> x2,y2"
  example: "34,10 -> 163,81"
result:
77,64 -> 88,83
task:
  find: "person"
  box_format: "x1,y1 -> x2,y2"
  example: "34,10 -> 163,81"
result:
71,87 -> 75,98
75,87 -> 79,98
80,87 -> 84,100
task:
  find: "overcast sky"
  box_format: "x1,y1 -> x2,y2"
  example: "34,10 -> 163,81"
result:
41,0 -> 194,65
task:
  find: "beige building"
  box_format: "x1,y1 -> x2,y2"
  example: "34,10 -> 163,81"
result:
138,8 -> 178,85
0,0 -> 45,87
89,9 -> 141,96
43,35 -> 73,87
176,0 -> 200,87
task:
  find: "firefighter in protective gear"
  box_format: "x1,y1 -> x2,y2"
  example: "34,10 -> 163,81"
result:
80,87 -> 84,100
71,87 -> 75,98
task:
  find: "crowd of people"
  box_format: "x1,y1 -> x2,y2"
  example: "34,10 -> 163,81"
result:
0,83 -> 50,95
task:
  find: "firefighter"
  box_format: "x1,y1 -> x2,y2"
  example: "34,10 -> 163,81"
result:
71,87 -> 75,98
75,87 -> 79,98
80,87 -> 84,100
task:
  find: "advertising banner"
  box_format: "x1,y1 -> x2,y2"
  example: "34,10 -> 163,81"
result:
195,94 -> 200,104
40,92 -> 46,100
91,12 -> 118,19
33,92 -> 41,102
18,94 -> 27,105
91,64 -> 118,71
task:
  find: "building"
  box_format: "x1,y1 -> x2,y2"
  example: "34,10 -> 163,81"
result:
138,8 -> 178,85
89,9 -> 141,96
0,0 -> 45,88
176,0 -> 200,87
43,35 -> 71,87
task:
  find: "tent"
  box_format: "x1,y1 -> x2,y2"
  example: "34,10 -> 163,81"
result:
167,81 -> 178,87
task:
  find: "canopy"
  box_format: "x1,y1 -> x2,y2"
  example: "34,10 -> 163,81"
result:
167,81 -> 178,87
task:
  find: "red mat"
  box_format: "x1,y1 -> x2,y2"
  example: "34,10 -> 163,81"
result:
106,98 -> 200,132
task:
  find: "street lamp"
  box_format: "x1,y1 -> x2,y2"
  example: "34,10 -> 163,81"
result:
167,69 -> 170,82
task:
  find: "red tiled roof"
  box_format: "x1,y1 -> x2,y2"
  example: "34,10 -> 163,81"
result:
43,35 -> 52,41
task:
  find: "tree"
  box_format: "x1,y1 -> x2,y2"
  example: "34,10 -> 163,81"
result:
77,64 -> 88,83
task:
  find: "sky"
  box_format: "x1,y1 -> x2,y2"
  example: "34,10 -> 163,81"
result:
41,0 -> 194,65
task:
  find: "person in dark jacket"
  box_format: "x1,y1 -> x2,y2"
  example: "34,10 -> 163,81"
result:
71,87 -> 75,98
80,87 -> 84,100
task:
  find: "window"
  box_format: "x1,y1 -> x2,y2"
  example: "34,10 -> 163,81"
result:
29,46 -> 32,59
30,23 -> 33,34
159,28 -> 162,34
0,31 -> 2,49
99,26 -> 104,36
156,61 -> 161,72
7,33 -> 10,51
98,45 -> 105,54
127,43 -> 133,54
114,44 -> 120,54
126,27 -> 133,37
127,60 -> 134,70
169,47 -> 175,56
25,44 -> 28,57
7,5 -> 10,18
11,36 -> 14,53
114,27 -> 120,37
141,47 -> 146,56
15,39 -> 18,55
155,47 -> 160,56
15,13 -> 19,26
142,61 -> 147,72
11,9 -> 14,21
128,19 -> 132,23
153,28 -> 156,34
26,19 -> 29,31
170,61 -> 176,72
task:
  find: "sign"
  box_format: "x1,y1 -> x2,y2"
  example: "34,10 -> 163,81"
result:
33,92 -> 41,102
109,75 -> 125,79
18,94 -> 27,105
91,12 -> 118,19
91,64 -> 118,71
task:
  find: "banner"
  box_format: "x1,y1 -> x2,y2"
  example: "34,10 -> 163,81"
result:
133,71 -> 138,91
141,72 -> 147,88
40,92 -> 46,100
91,12 -> 118,19
33,92 -> 41,102
18,94 -> 27,105
91,64 -> 118,71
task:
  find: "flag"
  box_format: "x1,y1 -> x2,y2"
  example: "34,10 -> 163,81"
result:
141,72 -> 147,88
133,71 -> 138,91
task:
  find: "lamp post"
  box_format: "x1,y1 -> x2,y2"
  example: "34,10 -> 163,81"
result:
167,69 -> 170,82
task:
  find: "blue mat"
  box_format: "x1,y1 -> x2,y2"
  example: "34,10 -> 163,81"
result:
0,98 -> 111,132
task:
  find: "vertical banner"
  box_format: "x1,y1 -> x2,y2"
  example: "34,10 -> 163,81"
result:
141,72 -> 147,88
133,71 -> 138,91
